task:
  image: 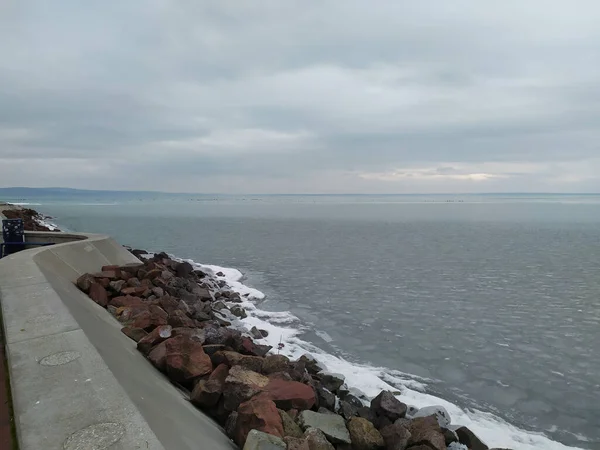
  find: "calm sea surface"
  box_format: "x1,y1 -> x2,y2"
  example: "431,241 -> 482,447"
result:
11,193 -> 600,449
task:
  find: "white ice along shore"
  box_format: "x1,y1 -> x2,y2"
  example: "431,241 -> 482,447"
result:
148,253 -> 584,450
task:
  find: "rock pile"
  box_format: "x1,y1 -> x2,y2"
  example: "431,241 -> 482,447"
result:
75,250 -> 508,450
1,207 -> 59,232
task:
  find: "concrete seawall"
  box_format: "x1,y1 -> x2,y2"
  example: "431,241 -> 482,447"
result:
0,230 -> 235,449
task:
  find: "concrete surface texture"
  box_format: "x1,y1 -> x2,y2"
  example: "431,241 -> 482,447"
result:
0,232 -> 235,450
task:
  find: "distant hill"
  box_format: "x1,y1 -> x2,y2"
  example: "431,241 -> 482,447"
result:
0,187 -> 172,198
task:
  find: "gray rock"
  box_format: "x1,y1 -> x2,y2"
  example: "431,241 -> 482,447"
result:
298,410 -> 351,445
380,422 -> 411,450
406,405 -> 419,418
448,443 -> 469,450
243,429 -> 286,450
279,409 -> 303,439
317,385 -> 336,411
441,427 -> 459,446
370,391 -> 407,422
250,326 -> 264,339
455,426 -> 489,450
412,405 -> 451,428
318,371 -> 346,392
212,300 -> 228,311
318,407 -> 337,415
231,305 -> 248,318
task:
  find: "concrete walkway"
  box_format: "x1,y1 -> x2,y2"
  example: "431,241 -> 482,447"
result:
0,231 -> 235,449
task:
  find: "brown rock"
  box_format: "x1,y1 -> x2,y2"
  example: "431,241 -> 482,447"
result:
126,277 -> 142,287
76,273 -> 96,293
223,365 -> 270,412
263,378 -> 317,410
175,261 -> 194,278
407,416 -> 445,450
137,325 -> 173,354
442,427 -> 459,446
370,391 -> 407,422
191,363 -> 229,408
152,286 -> 165,297
456,426 -> 489,450
168,310 -> 196,328
148,341 -> 168,371
88,282 -> 108,307
146,268 -> 162,280
97,277 -> 110,288
235,394 -> 284,446
164,335 -> 213,384
172,327 -> 205,343
110,295 -> 145,308
279,409 -> 303,438
90,270 -> 118,280
287,409 -> 299,420
379,422 -> 411,450
262,354 -> 290,375
120,286 -> 147,296
212,351 -> 264,372
101,264 -> 120,273
347,417 -> 384,450
131,308 -> 168,330
304,428 -> 335,450
120,326 -> 148,342
203,344 -> 226,356
284,436 -> 310,450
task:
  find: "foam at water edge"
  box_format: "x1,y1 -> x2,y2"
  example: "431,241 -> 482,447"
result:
175,257 -> 584,450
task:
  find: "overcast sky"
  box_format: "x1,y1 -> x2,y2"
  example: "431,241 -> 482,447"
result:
1,1 -> 599,193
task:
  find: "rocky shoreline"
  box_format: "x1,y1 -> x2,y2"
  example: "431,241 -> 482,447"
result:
75,248 -> 510,450
0,205 -> 59,232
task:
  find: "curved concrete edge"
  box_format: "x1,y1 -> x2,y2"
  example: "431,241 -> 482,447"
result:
0,233 -> 235,450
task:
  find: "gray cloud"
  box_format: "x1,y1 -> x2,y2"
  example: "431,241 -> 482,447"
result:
1,0 -> 600,193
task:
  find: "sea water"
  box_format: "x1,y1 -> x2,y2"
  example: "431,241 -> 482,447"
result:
8,192 -> 599,449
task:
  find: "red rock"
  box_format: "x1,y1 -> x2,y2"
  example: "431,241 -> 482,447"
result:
140,278 -> 153,288
164,335 -> 213,384
88,282 -> 108,307
76,273 -> 96,293
128,305 -> 168,331
101,265 -> 121,276
191,363 -> 229,408
120,327 -> 148,342
157,295 -> 179,314
379,422 -> 411,450
223,365 -> 270,412
263,378 -> 317,411
109,295 -> 145,308
168,310 -> 196,328
235,394 -> 284,446
97,277 -> 110,288
148,341 -> 168,371
239,337 -> 272,357
284,437 -> 310,450
120,286 -> 147,296
137,325 -> 173,354
90,270 -> 118,280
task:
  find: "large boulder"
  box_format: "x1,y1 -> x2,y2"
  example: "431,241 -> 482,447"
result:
412,405 -> 451,428
407,416 -> 446,450
296,354 -> 324,375
88,282 -> 109,307
168,310 -> 196,328
191,363 -> 230,408
223,365 -> 270,412
379,422 -> 411,450
339,400 -> 360,420
455,426 -> 489,450
262,355 -> 290,375
263,378 -> 317,411
243,429 -> 286,450
175,261 -> 194,278
347,417 -> 385,450
239,337 -> 272,357
137,325 -> 173,354
304,428 -> 335,450
76,273 -> 96,293
235,395 -> 284,446
316,385 -> 336,412
164,335 -> 213,384
212,351 -> 264,372
298,410 -> 351,445
148,341 -> 168,371
317,372 -> 345,393
278,409 -> 303,438
370,391 -> 407,422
